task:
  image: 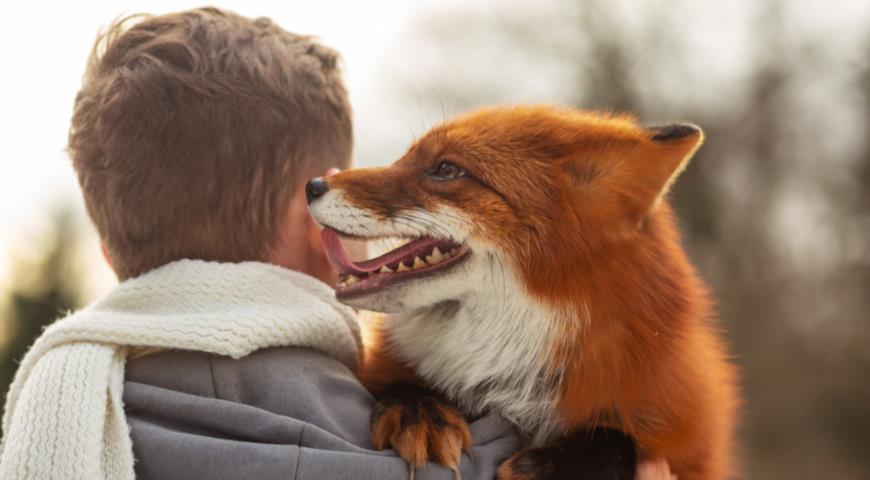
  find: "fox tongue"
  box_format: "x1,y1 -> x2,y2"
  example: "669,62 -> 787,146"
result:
321,228 -> 411,275
321,228 -> 370,275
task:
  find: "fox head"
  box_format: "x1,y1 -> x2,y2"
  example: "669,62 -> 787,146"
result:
307,105 -> 703,314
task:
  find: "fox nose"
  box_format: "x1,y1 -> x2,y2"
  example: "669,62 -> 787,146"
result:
305,177 -> 329,204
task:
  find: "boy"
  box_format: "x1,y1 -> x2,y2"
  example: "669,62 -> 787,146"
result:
0,8 -> 517,479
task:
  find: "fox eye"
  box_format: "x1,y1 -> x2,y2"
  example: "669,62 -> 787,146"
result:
428,160 -> 466,181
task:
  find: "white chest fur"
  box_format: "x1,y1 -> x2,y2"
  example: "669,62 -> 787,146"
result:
386,263 -> 570,445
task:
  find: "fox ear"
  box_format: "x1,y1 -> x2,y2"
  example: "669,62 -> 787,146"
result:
634,122 -> 704,210
561,121 -> 703,230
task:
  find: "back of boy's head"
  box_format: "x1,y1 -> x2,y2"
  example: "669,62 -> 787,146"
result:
69,7 -> 352,279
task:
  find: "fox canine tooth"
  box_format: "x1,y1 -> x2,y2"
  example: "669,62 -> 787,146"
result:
346,275 -> 360,285
413,257 -> 427,269
397,263 -> 411,272
431,247 -> 444,263
378,266 -> 393,273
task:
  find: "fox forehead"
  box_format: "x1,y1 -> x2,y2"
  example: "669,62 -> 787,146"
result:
404,105 -> 648,170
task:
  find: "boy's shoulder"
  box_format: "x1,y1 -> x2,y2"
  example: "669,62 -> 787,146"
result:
125,345 -> 375,444
124,345 -> 520,480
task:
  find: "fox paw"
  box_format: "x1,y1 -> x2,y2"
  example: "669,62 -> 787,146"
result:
497,428 -> 636,480
371,383 -> 472,479
497,448 -> 556,480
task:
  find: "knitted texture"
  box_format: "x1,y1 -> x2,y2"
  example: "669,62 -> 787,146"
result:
0,260 -> 361,479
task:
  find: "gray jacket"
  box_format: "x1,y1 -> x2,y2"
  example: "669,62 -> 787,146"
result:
124,346 -> 520,479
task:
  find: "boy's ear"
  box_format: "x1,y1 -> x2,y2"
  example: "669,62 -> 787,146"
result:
100,242 -> 114,270
625,123 -> 704,220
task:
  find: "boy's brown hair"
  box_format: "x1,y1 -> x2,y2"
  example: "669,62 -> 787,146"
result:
69,7 -> 352,279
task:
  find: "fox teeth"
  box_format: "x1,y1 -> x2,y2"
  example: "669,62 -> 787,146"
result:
345,274 -> 361,285
449,247 -> 459,256
378,265 -> 393,273
430,247 -> 444,263
413,256 -> 427,269
396,263 -> 411,272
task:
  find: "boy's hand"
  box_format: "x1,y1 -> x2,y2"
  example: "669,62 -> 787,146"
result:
636,456 -> 677,480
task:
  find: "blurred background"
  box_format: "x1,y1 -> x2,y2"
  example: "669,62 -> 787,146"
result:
1,0 -> 868,478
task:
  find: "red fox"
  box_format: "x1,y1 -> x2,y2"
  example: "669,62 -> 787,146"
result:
306,105 -> 738,480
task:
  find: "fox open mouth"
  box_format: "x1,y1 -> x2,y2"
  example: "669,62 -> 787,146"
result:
321,227 -> 470,298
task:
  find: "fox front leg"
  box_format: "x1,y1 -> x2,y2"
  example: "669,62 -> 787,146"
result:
497,428 -> 636,480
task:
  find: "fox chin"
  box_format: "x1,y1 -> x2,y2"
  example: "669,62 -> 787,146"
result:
307,104 -> 738,480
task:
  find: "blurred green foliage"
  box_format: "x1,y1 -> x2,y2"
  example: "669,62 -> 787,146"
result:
0,210 -> 84,436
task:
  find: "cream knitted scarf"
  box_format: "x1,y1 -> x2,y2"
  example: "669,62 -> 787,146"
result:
0,260 -> 361,480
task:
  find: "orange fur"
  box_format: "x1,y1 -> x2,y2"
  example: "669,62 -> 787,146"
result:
357,312 -> 420,394
340,105 -> 738,479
